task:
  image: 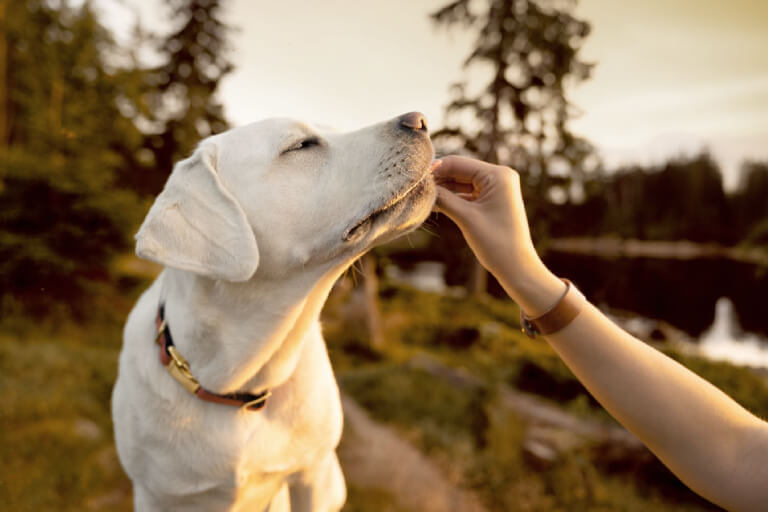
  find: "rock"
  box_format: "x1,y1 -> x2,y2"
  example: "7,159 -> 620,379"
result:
406,354 -> 484,390
498,386 -> 641,448
86,488 -> 130,510
522,424 -> 589,470
522,438 -> 559,470
73,418 -> 102,441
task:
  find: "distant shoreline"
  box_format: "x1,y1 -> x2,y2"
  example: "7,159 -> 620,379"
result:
544,237 -> 768,266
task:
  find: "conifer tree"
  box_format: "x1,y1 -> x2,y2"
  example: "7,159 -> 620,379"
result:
0,0 -> 144,315
431,0 -> 595,293
140,0 -> 232,194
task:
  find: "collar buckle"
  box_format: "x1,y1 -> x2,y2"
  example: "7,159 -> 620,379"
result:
155,319 -> 167,344
155,303 -> 269,411
167,345 -> 201,394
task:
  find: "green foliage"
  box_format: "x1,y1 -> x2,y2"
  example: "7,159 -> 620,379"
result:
0,331 -> 130,511
0,0 -> 234,316
663,348 -> 768,420
340,365 -> 488,455
328,282 -> 767,510
343,487 -> 409,512
733,161 -> 768,246
744,218 -> 768,246
0,1 -> 147,316
553,152 -> 736,244
610,153 -> 730,243
548,153 -> 768,248
2,279 -> 762,510
367,282 -> 605,416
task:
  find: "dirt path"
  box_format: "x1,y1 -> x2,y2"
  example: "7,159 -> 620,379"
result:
338,393 -> 487,512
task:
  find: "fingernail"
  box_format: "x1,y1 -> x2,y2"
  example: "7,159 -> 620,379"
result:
429,159 -> 443,172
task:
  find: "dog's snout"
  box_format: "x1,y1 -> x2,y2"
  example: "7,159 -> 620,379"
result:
398,112 -> 428,132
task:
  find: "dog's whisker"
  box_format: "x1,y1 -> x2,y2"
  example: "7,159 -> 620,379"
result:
349,258 -> 365,284
419,225 -> 438,238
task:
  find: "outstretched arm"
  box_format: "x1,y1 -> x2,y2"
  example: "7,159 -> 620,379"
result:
433,155 -> 768,511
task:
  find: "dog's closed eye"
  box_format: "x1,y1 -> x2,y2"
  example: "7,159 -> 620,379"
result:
283,137 -> 320,154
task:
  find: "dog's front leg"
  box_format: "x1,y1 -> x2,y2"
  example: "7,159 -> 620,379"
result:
288,451 -> 346,512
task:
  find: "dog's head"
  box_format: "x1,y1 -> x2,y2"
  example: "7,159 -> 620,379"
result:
135,113 -> 436,281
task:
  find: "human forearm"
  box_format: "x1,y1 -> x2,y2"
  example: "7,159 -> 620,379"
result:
433,156 -> 768,510
499,262 -> 768,510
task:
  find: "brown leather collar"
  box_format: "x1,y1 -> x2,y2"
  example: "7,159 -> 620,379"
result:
155,304 -> 270,411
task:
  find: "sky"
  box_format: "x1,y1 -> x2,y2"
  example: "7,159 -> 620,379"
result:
97,0 -> 768,190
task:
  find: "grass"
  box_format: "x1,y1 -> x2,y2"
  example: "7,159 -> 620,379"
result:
335,360 -> 721,511
343,487 -> 409,512
2,278 -> 766,510
326,281 -> 767,510
0,328 -> 131,511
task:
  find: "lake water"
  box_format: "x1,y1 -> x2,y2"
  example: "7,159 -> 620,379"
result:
387,254 -> 768,368
543,252 -> 768,367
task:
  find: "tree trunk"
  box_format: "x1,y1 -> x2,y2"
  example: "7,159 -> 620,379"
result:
361,253 -> 384,350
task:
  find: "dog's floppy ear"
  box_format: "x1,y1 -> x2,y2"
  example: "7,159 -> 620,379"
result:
135,143 -> 259,281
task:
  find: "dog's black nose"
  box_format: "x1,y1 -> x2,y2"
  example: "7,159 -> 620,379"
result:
398,112 -> 428,132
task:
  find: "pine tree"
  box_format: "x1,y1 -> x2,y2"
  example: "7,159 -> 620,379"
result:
139,0 -> 233,194
0,0 -> 145,316
733,161 -> 768,244
431,0 -> 595,294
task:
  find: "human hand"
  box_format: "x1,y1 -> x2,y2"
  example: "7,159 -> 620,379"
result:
432,155 -> 564,314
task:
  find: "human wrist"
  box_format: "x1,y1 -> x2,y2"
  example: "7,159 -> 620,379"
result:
497,251 -> 566,317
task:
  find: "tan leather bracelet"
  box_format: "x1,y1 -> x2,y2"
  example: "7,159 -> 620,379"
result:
520,278 -> 583,338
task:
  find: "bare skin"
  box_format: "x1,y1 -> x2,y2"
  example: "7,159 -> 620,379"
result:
433,155 -> 768,512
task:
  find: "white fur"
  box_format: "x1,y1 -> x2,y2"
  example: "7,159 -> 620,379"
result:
112,115 -> 435,511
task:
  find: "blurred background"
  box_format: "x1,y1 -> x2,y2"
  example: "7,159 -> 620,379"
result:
1,0 -> 767,510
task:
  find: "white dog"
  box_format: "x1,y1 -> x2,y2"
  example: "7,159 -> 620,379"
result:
111,113 -> 436,511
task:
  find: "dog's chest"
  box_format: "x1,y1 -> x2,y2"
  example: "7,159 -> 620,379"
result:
133,338 -> 343,509
114,283 -> 345,508
236,336 -> 344,475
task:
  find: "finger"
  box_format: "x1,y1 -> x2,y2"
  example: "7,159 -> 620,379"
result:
435,186 -> 472,225
431,155 -> 499,184
435,181 -> 474,194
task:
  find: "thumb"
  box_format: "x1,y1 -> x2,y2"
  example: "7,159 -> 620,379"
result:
435,186 -> 472,228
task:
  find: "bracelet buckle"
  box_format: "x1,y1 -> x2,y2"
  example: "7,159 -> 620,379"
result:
520,313 -> 539,338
